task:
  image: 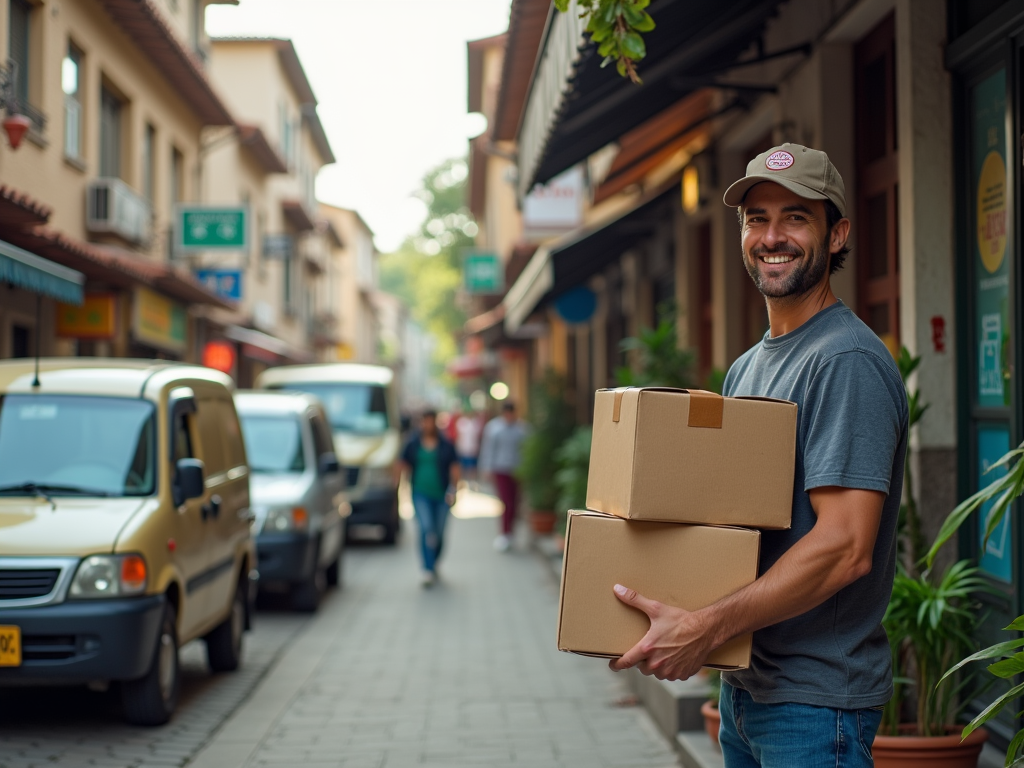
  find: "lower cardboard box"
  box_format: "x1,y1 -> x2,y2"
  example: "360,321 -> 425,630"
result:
556,510 -> 760,670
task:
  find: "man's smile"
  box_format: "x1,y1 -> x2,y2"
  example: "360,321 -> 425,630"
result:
759,253 -> 797,265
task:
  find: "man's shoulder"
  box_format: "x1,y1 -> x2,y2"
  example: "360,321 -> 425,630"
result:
814,307 -> 900,377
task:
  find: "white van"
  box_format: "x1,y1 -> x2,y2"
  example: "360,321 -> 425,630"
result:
255,364 -> 401,543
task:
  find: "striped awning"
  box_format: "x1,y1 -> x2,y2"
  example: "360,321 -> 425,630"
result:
0,238 -> 84,305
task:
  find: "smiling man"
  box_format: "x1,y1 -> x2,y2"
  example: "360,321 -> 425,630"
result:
609,144 -> 909,767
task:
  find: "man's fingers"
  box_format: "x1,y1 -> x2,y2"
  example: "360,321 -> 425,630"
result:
613,584 -> 661,617
609,641 -> 648,672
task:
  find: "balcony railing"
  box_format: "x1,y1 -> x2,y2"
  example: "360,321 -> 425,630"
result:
86,178 -> 152,246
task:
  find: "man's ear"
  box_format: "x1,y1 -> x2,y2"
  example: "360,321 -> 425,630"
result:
830,218 -> 851,253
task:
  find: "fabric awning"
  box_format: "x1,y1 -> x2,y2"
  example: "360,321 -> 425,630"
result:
0,239 -> 84,305
222,325 -> 312,363
504,183 -> 677,333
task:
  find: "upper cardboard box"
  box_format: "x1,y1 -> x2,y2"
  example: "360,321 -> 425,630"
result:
586,387 -> 796,528
557,510 -> 760,670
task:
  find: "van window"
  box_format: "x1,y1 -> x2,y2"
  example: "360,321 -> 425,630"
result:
239,415 -> 305,474
0,395 -> 156,497
194,399 -> 227,476
271,383 -> 389,435
309,412 -> 334,457
173,413 -> 194,462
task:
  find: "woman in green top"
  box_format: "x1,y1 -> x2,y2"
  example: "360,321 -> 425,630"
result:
400,409 -> 459,586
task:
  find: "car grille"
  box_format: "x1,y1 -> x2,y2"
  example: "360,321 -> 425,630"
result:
344,466 -> 360,486
0,568 -> 60,600
22,635 -> 77,661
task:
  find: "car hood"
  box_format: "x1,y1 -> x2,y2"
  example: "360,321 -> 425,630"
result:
334,431 -> 398,466
0,497 -> 148,557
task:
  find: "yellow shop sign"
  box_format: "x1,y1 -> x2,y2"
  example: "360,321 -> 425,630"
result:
132,288 -> 187,352
56,293 -> 116,339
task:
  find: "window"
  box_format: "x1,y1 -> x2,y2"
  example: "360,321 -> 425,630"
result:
283,252 -> 294,312
8,0 -> 30,110
62,43 -> 83,160
279,102 -> 293,168
239,415 -> 306,474
99,85 -> 123,179
142,123 -> 156,201
170,146 -> 184,203
11,324 -> 30,359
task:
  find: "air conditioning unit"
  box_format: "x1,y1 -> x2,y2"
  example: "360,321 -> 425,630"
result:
86,178 -> 152,246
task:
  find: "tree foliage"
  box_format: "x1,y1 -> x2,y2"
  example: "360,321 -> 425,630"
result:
379,158 -> 478,374
553,0 -> 655,83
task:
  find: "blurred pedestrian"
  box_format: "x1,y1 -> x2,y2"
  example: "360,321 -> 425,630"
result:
455,409 -> 483,487
399,409 -> 459,587
478,402 -> 528,552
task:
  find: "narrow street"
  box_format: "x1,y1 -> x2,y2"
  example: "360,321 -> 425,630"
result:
0,494 -> 678,768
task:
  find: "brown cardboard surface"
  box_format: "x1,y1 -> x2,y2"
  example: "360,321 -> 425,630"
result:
556,510 -> 760,670
587,387 -> 796,528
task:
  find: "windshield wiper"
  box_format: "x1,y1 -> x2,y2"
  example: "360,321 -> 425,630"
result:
0,482 -> 113,498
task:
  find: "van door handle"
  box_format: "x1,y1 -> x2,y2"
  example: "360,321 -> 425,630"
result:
202,495 -> 222,521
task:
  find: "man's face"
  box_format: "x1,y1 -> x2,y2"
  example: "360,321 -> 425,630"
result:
502,409 -> 515,423
740,183 -> 837,299
421,414 -> 437,434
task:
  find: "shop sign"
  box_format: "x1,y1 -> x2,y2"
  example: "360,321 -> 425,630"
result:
977,426 -> 1012,583
522,166 -> 583,235
463,251 -> 502,294
335,342 -> 354,360
55,293 -> 116,339
176,205 -> 248,252
972,69 -> 1010,408
555,286 -> 597,324
133,287 -> 187,353
203,340 -> 237,374
263,234 -> 293,260
194,268 -> 243,302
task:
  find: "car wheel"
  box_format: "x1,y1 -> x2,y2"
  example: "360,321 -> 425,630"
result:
206,579 -> 246,672
290,565 -> 325,612
122,600 -> 179,726
325,550 -> 342,589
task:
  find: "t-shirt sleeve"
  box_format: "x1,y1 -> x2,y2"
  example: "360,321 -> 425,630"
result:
802,351 -> 906,494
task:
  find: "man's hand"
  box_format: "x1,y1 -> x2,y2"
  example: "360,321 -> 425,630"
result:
608,584 -> 716,681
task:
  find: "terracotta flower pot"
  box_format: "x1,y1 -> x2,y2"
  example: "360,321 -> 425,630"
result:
701,700 -> 721,749
530,510 -> 556,535
872,725 -> 988,768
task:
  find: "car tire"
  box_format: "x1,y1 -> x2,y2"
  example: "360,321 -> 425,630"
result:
290,565 -> 325,613
206,579 -> 246,672
121,600 -> 179,726
325,550 -> 342,589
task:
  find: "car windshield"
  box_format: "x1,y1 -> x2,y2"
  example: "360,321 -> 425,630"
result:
239,414 -> 306,473
0,395 -> 156,497
272,383 -> 389,435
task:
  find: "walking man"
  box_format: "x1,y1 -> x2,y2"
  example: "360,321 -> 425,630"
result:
478,401 -> 528,552
609,144 -> 908,767
399,409 -> 459,587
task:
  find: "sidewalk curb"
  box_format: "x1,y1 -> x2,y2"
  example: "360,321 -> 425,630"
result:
184,594 -> 346,768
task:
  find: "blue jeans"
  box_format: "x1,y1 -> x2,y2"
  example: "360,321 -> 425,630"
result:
719,681 -> 882,768
412,493 -> 449,573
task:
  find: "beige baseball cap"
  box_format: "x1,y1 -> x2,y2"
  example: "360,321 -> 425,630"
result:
723,143 -> 847,217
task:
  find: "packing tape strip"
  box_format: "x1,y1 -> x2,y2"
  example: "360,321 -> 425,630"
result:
687,390 -> 724,429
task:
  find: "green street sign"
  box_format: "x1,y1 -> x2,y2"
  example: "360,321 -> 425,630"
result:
176,206 -> 249,251
464,252 -> 503,294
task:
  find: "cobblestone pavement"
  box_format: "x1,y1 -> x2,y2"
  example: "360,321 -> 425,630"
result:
0,607 -> 311,768
187,499 -> 679,768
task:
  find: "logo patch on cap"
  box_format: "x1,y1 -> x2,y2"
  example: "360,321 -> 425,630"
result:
766,151 -> 795,170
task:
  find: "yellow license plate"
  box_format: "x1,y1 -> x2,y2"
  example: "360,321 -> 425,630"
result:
0,625 -> 21,666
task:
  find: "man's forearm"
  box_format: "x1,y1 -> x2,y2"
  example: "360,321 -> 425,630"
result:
700,522 -> 871,649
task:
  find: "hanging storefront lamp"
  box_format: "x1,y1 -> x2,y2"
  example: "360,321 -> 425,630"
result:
682,164 -> 700,214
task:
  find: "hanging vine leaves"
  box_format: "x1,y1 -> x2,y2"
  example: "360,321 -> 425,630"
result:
553,0 -> 655,83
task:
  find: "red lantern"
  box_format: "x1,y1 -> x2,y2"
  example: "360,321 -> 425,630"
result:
203,341 -> 236,373
3,114 -> 31,150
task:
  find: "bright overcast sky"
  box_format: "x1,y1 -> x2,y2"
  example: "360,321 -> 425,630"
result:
206,0 -> 513,253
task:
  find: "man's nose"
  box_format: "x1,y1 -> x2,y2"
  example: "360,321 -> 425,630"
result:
762,219 -> 787,247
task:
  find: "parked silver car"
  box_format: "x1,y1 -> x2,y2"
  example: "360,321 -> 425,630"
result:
234,391 -> 349,612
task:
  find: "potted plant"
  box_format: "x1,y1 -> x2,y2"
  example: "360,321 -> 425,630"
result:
616,301 -> 695,388
701,669 -> 722,749
554,425 -> 592,535
872,349 -> 994,766
518,371 -> 575,535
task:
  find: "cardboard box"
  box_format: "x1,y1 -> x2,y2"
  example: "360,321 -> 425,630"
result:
586,387 -> 796,528
557,510 -> 760,670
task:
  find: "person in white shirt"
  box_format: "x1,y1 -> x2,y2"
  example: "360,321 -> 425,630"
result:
478,402 -> 529,551
454,410 -> 483,486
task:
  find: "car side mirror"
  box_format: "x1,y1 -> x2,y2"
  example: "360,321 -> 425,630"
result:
318,452 -> 340,477
174,458 -> 206,506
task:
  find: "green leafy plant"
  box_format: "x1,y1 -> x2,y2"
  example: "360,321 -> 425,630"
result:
518,371 -> 576,511
896,347 -> 930,574
705,668 -> 722,707
553,0 -> 655,83
880,561 -> 992,737
616,304 -> 695,388
554,426 -> 592,515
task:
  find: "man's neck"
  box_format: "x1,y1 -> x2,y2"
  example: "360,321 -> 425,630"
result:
766,281 -> 838,338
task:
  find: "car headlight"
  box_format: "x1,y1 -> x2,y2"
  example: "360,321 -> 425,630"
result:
363,466 -> 395,490
69,554 -> 147,598
264,506 -> 309,532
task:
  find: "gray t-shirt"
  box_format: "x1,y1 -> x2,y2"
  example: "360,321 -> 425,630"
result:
722,301 -> 908,710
